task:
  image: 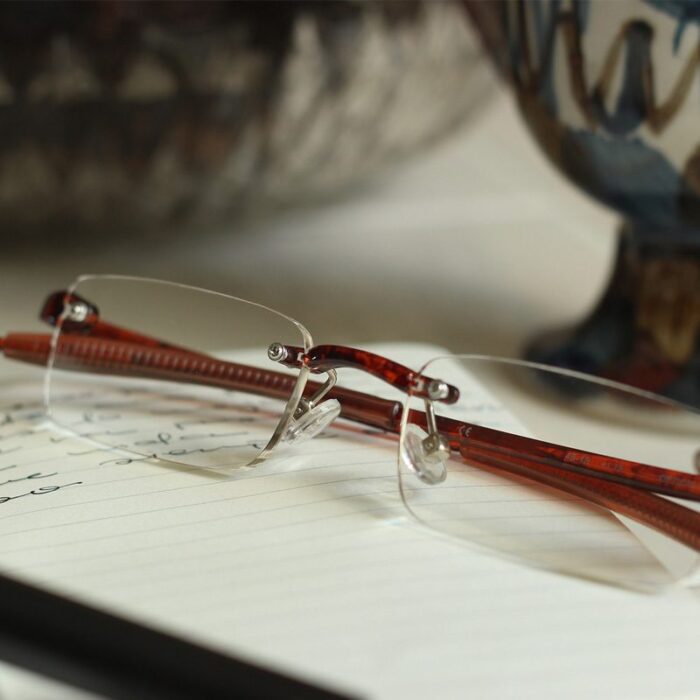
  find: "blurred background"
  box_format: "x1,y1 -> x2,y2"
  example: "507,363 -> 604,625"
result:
0,0 -> 619,375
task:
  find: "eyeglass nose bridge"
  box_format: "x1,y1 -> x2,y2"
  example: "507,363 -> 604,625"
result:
268,341 -> 456,473
267,342 -> 460,404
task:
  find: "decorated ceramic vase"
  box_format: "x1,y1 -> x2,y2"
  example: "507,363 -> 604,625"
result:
468,0 -> 700,407
0,1 -> 488,242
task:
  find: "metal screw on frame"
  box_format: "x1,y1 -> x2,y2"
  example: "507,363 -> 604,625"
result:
67,302 -> 90,323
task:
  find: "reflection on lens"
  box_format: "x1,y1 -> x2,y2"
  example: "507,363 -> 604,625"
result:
399,355 -> 700,589
46,276 -> 312,470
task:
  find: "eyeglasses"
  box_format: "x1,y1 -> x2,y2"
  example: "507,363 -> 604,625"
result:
2,275 -> 699,589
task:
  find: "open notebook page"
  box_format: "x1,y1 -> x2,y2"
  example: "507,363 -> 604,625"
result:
0,344 -> 698,700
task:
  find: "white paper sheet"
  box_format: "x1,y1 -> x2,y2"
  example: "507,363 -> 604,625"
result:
0,345 -> 698,700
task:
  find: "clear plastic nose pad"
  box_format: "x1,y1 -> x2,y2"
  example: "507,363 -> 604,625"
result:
284,399 -> 341,444
400,424 -> 449,485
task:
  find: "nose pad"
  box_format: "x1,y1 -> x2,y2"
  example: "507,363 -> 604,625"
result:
400,424 -> 449,485
284,399 -> 341,444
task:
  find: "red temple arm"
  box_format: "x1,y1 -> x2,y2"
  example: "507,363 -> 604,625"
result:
458,433 -> 700,553
1,333 -> 403,434
2,330 -> 700,553
3,330 -> 699,498
404,414 -> 700,550
434,420 -> 700,502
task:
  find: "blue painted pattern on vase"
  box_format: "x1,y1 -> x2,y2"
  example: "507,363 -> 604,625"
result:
470,0 -> 700,240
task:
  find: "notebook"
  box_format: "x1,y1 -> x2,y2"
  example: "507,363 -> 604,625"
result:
0,344 -> 698,700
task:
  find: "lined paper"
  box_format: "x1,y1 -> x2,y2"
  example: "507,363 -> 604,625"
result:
0,345 -> 698,700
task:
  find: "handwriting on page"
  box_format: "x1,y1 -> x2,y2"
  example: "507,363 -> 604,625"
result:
0,378 -> 403,595
0,381 -> 386,519
0,399 -> 84,507
0,481 -> 83,505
